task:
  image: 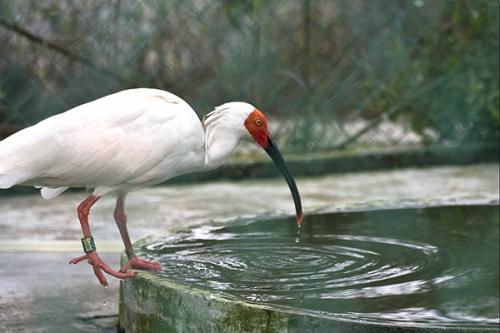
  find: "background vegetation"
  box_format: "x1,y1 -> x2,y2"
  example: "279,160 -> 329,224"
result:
0,0 -> 498,153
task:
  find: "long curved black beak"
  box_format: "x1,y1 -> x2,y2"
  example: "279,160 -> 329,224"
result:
264,135 -> 303,225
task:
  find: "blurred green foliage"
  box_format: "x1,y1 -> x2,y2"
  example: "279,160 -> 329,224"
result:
366,0 -> 499,144
0,0 -> 498,151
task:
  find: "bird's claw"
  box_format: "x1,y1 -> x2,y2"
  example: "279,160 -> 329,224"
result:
120,256 -> 162,273
69,251 -> 136,286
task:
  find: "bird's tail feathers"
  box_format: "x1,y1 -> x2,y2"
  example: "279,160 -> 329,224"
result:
40,186 -> 69,199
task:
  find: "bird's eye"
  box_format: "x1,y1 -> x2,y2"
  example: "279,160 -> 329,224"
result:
255,119 -> 262,127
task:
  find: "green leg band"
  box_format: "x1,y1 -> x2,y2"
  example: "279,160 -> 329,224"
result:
81,236 -> 96,253
125,247 -> 135,259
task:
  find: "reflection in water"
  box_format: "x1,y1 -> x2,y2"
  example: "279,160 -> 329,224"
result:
140,205 -> 499,329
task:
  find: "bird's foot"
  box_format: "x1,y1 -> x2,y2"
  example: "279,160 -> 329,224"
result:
69,251 -> 136,286
120,256 -> 162,273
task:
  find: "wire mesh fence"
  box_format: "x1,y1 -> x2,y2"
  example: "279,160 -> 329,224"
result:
0,0 -> 498,154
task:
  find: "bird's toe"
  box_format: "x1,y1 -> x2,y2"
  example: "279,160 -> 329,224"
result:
121,256 -> 162,272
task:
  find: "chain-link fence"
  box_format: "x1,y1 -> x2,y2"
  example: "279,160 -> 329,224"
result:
0,0 -> 498,153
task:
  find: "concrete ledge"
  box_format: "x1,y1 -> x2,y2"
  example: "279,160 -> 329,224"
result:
118,271 -> 489,333
167,142 -> 499,184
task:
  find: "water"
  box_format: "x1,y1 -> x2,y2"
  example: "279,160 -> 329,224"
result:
140,205 -> 499,330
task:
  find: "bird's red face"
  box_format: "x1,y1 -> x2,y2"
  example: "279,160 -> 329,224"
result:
244,109 -> 303,226
244,109 -> 269,149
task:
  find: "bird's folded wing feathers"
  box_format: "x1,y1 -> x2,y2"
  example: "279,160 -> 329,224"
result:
0,88 -> 201,191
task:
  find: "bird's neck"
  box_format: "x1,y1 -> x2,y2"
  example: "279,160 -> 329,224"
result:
202,114 -> 245,170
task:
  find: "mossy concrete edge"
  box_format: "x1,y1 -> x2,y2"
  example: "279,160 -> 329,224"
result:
119,271 -> 495,333
120,271 -> 468,333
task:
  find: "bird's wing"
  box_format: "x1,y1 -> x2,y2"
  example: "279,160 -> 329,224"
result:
0,88 -> 203,192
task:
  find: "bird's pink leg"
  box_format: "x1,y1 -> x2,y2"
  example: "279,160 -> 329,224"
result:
114,195 -> 162,273
69,195 -> 136,286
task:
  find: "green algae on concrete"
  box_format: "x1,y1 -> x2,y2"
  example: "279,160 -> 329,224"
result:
119,272 -> 495,333
119,273 -> 287,333
118,272 -> 438,333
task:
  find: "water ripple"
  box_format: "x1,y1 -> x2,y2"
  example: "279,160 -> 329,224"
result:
139,205 -> 499,329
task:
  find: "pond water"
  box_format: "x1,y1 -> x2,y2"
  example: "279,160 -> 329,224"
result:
139,205 -> 499,330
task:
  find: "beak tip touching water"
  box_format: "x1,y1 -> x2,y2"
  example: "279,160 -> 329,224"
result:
264,135 -> 303,226
296,212 -> 304,226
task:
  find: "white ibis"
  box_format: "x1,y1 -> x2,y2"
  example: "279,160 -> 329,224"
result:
0,88 -> 302,285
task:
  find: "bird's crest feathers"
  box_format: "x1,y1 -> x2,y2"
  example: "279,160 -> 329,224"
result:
202,102 -> 256,168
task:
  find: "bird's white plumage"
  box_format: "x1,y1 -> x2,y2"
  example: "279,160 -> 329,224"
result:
0,88 -> 259,198
0,88 -> 216,197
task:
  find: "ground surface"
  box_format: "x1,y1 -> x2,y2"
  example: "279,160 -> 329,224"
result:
0,164 -> 498,332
